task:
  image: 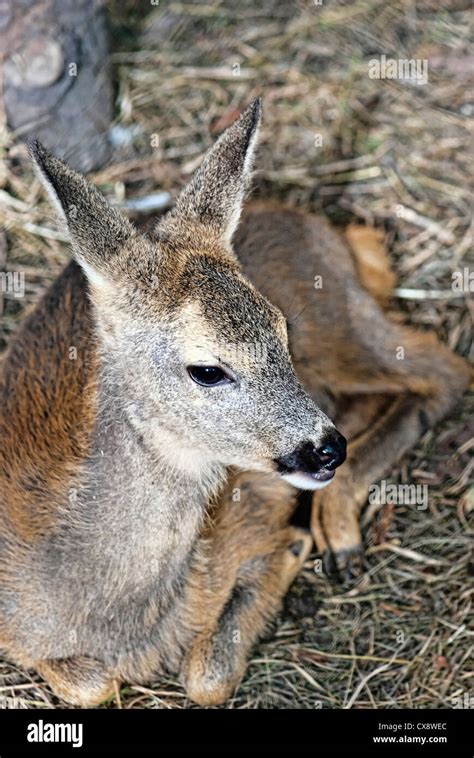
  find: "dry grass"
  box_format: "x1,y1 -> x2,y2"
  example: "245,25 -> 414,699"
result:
0,0 -> 472,709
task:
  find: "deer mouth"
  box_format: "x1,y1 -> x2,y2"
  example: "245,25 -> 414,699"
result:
280,469 -> 335,491
274,435 -> 345,491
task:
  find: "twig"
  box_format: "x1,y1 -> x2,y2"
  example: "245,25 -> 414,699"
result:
394,288 -> 465,300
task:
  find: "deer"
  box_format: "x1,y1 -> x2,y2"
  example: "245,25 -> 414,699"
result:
0,100 -> 470,707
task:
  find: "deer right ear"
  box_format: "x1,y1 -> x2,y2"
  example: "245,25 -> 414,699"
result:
29,141 -> 135,286
157,99 -> 262,248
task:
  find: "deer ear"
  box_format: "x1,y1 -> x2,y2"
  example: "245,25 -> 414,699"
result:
158,98 -> 262,246
29,140 -> 135,285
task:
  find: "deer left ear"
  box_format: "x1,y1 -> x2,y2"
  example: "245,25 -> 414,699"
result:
158,98 -> 262,247
29,140 -> 135,284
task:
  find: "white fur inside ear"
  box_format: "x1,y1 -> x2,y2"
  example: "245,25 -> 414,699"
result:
223,205 -> 243,247
78,258 -> 109,290
243,120 -> 260,176
32,160 -> 70,236
223,124 -> 260,246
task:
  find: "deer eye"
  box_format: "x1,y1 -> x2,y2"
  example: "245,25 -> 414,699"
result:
187,365 -> 233,387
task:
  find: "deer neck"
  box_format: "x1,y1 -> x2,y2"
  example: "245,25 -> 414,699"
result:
81,349 -> 227,563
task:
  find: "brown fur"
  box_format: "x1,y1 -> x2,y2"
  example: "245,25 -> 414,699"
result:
0,263 -> 98,541
235,203 -> 471,575
0,101 -> 470,705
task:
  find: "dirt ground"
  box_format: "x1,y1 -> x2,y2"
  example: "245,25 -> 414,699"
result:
0,0 -> 472,709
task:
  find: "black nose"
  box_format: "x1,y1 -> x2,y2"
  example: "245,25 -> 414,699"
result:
315,431 -> 347,470
275,431 -> 346,476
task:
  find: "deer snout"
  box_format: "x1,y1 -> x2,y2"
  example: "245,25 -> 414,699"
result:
274,431 -> 347,491
314,431 -> 347,469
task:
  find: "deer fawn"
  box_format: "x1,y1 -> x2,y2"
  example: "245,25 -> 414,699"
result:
0,100 -> 469,707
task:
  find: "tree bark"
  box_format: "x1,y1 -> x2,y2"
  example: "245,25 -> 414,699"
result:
2,0 -> 113,171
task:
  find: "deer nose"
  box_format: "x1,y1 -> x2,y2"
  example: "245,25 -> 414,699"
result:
315,431 -> 347,470
275,432 -> 346,476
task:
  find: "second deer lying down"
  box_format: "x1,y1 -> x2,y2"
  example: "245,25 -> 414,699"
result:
0,100 -> 469,706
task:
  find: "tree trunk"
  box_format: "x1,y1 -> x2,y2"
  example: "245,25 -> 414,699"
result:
2,0 -> 113,171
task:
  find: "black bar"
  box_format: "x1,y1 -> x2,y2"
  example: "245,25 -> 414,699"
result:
0,708 -> 471,755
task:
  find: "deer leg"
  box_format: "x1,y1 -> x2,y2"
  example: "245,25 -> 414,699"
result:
311,323 -> 471,582
35,656 -> 115,706
312,394 -> 418,579
183,525 -> 311,706
182,472 -> 311,706
312,385 -> 467,581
